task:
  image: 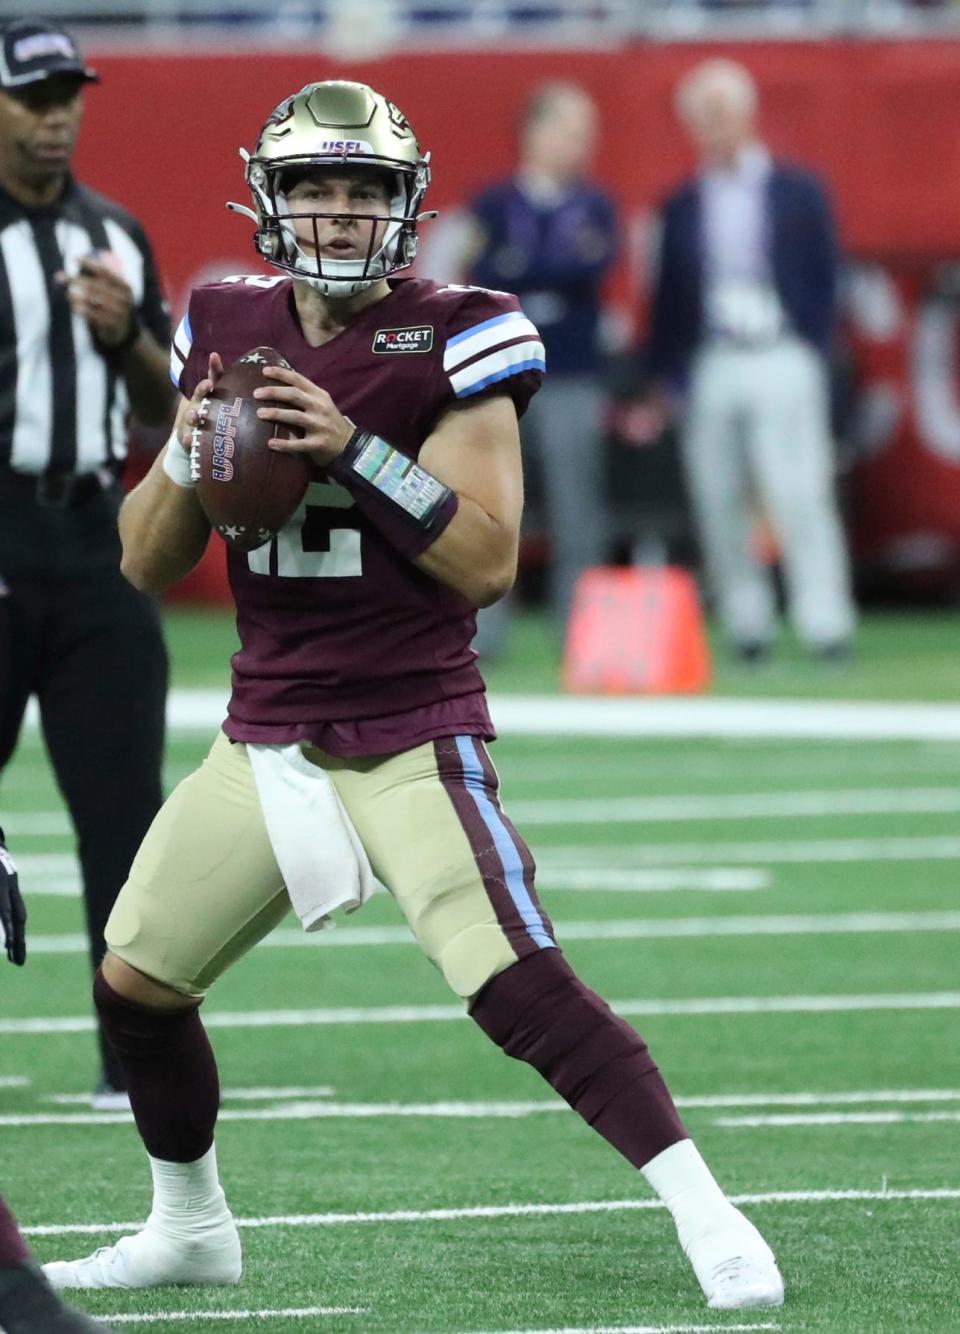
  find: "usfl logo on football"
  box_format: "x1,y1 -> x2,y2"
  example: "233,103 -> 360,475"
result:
211,397 -> 243,481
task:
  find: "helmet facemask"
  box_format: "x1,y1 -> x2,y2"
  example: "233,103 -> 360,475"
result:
245,155 -> 429,296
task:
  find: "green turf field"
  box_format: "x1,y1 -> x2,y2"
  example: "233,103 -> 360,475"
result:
1,609 -> 958,1333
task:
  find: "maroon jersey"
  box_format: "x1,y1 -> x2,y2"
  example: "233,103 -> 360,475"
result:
171,275 -> 544,754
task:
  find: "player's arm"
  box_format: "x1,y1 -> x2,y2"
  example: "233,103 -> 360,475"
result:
411,395 -> 521,605
255,367 -> 522,606
118,357 -> 218,594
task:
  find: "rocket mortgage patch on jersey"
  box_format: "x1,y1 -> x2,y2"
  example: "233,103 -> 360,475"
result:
372,325 -> 434,353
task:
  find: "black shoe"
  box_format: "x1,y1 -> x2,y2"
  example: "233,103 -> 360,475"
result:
90,1071 -> 130,1113
0,1261 -> 116,1332
814,640 -> 853,666
733,641 -> 772,666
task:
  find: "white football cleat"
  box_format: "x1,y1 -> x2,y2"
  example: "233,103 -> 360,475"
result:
43,1216 -> 242,1291
683,1209 -> 784,1310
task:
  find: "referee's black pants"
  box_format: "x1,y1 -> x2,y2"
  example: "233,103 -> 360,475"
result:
0,562 -> 167,1089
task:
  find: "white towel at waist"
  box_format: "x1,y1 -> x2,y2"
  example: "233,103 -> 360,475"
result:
246,742 -> 376,932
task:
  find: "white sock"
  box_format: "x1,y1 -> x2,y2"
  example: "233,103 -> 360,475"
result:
641,1139 -> 738,1248
147,1145 -> 230,1235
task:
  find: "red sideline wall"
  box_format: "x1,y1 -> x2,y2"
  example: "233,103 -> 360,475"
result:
77,42 -> 960,597
75,41 -> 960,305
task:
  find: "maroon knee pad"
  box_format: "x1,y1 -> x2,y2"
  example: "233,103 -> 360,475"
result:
470,949 -> 686,1168
93,970 -> 219,1163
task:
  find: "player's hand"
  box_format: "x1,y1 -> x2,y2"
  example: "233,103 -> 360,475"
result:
0,832 -> 26,967
58,252 -> 139,349
179,354 -> 224,452
254,365 -> 354,467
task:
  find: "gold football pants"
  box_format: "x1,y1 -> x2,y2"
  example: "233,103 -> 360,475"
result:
106,729 -> 556,1001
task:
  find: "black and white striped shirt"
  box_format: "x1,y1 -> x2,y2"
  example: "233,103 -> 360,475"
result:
0,177 -> 171,477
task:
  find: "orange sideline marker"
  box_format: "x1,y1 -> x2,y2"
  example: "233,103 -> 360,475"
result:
563,566 -> 711,694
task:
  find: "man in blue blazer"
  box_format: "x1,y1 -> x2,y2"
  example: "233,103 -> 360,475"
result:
463,82 -> 618,657
645,59 -> 856,662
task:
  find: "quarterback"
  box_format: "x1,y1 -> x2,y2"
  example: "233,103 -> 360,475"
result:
44,82 -> 783,1312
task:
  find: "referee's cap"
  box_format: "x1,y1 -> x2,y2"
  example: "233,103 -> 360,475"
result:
0,19 -> 99,90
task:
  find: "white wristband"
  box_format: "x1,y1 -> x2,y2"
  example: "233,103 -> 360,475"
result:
161,430 -> 195,488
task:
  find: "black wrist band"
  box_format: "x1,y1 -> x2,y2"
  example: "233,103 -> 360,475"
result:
329,427 -> 459,559
333,428 -> 455,530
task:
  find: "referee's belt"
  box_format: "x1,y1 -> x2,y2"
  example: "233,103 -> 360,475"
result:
4,465 -> 117,509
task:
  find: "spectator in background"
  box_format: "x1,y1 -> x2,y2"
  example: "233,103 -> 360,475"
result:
462,81 -> 618,656
639,58 -> 856,663
0,19 -> 174,1105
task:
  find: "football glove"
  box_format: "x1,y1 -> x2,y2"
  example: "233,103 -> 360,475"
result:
0,827 -> 26,966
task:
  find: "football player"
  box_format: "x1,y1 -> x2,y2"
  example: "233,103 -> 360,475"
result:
42,82 -> 783,1312
0,834 -> 115,1331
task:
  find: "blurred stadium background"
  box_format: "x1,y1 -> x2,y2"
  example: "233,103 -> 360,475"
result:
12,0 -> 960,610
4,5 -> 960,1332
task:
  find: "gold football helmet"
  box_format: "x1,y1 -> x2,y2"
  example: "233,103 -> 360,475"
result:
228,81 -> 432,296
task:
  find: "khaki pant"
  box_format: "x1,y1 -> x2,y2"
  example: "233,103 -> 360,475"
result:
683,336 -> 856,649
106,731 -> 555,1002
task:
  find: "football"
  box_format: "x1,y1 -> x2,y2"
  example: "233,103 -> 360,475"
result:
191,346 -> 311,552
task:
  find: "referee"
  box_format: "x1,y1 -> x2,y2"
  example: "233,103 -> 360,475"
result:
0,19 -> 174,1107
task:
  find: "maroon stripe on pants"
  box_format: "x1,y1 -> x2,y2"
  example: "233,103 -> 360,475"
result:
434,736 -> 537,958
468,737 -> 556,945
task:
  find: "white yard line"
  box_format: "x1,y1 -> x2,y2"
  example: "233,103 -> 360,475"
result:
0,1103 -> 556,1127
10,1089 -> 960,1129
102,1308 -> 365,1325
17,833 -> 960,901
555,911 -> 960,940
682,1089 -> 960,1107
1,863 -> 775,901
3,990 -> 960,1037
540,869 -> 771,891
542,834 -> 960,866
20,836 -> 960,888
13,934 -> 89,951
9,854 -> 76,873
20,1187 -> 960,1238
15,787 -> 960,841
489,696 -> 960,740
510,787 -> 960,825
20,910 -> 960,958
26,690 -> 960,738
456,1326 -> 781,1334
504,745 -> 960,783
12,881 -> 78,898
1,812 -> 70,835
45,1085 -> 336,1106
31,1083 -> 960,1115
715,1111 -> 960,1127
0,1077 -> 28,1088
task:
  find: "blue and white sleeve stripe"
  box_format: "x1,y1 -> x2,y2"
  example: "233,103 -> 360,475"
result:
443,311 -> 533,368
444,310 -> 545,399
449,338 -> 546,399
168,313 -> 192,388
